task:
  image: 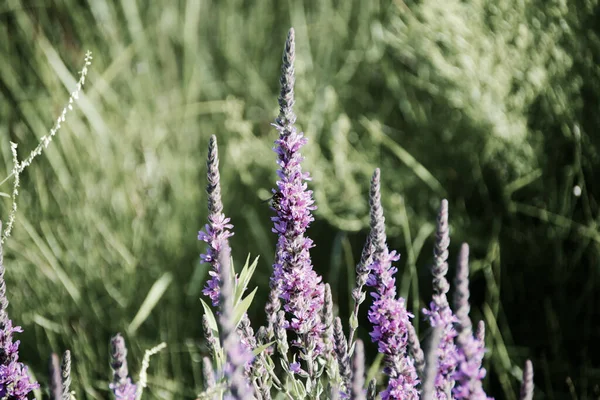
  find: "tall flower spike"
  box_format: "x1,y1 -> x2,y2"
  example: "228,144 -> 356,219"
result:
49,353 -> 62,400
348,232 -> 375,348
202,357 -> 217,399
406,321 -> 425,378
61,350 -> 72,400
0,222 -> 40,399
365,169 -> 419,400
451,244 -> 491,400
199,135 -> 234,306
274,310 -> 289,359
422,200 -> 458,399
333,317 -> 352,393
270,27 -> 324,357
109,333 -> 137,400
519,360 -> 534,400
322,283 -> 335,357
216,238 -> 253,400
454,244 -> 472,340
421,327 -> 443,400
351,340 -> 366,400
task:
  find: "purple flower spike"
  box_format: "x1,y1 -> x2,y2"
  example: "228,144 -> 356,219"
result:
0,223 -> 40,399
270,28 -> 325,354
422,199 -> 458,399
199,135 -> 234,306
519,360 -> 534,400
216,238 -> 254,400
365,170 -> 419,400
109,333 -> 137,400
451,244 -> 492,400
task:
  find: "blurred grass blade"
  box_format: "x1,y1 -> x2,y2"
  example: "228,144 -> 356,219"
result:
127,272 -> 173,335
361,117 -> 445,195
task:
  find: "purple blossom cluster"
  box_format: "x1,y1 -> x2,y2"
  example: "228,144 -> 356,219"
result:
0,226 -> 39,399
190,26 -> 536,400
422,200 -> 458,399
365,169 -> 419,400
199,135 -> 235,307
269,28 -> 325,352
451,245 -> 492,400
0,320 -> 39,399
452,327 -> 489,400
109,333 -> 137,400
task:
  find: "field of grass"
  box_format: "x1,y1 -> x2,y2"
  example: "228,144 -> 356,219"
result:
0,0 -> 599,398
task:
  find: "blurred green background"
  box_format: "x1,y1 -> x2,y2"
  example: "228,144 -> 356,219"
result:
1,0 -> 599,398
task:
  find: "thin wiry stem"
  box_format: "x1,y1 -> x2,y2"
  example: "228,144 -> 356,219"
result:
1,51 -> 92,244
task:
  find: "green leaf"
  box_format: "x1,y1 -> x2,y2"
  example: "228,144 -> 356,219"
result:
234,254 -> 260,305
200,298 -> 219,333
252,341 -> 275,356
366,353 -> 384,385
233,287 -> 258,327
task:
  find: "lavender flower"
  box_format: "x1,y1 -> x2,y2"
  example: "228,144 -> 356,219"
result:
322,284 -> 335,357
109,333 -> 137,400
49,353 -> 62,400
348,233 -> 375,348
519,360 -> 533,400
274,311 -> 289,360
451,244 -> 491,400
333,317 -> 352,392
350,340 -> 366,400
421,327 -> 443,400
0,224 -> 39,399
199,135 -> 234,307
202,357 -> 217,399
216,238 -> 254,400
270,28 -> 324,354
264,282 -> 281,342
407,320 -> 425,379
422,200 -> 458,399
365,169 -> 419,400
